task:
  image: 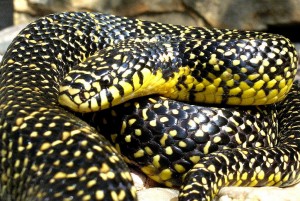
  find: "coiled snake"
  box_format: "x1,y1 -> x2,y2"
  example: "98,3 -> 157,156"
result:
0,12 -> 299,201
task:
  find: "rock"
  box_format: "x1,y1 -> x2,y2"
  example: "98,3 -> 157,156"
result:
136,182 -> 300,201
25,0 -> 185,15
13,0 -> 200,28
136,184 -> 300,201
130,169 -> 159,191
109,0 -> 185,16
137,12 -> 202,26
12,0 -> 300,31
27,0 -> 67,14
138,187 -> 179,201
14,0 -> 32,14
0,24 -> 27,55
130,164 -> 300,201
0,0 -> 13,30
217,183 -> 300,201
182,0 -> 300,30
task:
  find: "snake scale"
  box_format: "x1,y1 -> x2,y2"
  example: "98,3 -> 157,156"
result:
0,12 -> 300,201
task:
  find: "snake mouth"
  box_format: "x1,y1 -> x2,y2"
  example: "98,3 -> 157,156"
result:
58,93 -> 81,111
58,80 -> 111,113
58,72 -> 165,113
58,64 -> 118,112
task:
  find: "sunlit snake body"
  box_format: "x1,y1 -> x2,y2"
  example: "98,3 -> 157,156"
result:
0,12 -> 300,201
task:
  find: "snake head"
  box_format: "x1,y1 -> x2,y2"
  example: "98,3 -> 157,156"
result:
58,49 -> 130,112
59,63 -> 113,112
58,42 -> 174,112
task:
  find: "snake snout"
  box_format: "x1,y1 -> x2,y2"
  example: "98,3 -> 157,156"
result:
59,72 -> 100,112
58,64 -> 125,112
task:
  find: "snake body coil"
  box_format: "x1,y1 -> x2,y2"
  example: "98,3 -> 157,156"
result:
0,12 -> 300,201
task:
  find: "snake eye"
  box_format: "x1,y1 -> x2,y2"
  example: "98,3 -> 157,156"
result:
100,75 -> 113,87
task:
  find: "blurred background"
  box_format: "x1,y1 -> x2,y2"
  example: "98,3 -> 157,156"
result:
1,0 -> 300,55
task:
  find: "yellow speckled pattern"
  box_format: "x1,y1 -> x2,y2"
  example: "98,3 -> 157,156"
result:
59,26 -> 298,113
0,12 -> 137,201
89,82 -> 300,201
1,11 -> 300,201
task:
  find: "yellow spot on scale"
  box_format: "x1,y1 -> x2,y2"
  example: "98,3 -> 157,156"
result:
141,165 -> 157,176
208,54 -> 218,65
241,172 -> 248,180
165,146 -> 173,155
134,149 -> 144,158
253,80 -> 265,90
225,79 -> 234,87
203,141 -> 211,154
76,30 -> 84,36
257,170 -> 265,180
240,55 -> 248,61
188,119 -> 196,128
149,120 -> 156,127
15,117 -> 23,126
87,179 -> 97,188
266,79 -> 277,88
224,51 -> 232,56
160,116 -> 169,123
274,172 -> 282,182
241,88 -> 256,98
232,60 -> 240,66
266,89 -> 279,100
174,164 -> 186,173
239,81 -> 251,90
86,151 -> 94,160
134,129 -> 142,136
113,54 -> 121,60
160,133 -> 169,146
159,169 -> 172,181
132,72 -> 142,91
229,87 -> 242,96
178,141 -> 187,148
282,174 -> 290,182
213,136 -> 221,143
207,165 -> 216,172
86,167 -> 100,175
169,129 -> 177,137
54,172 -> 67,179
40,142 -> 51,151
74,150 -> 81,157
128,118 -> 136,126
153,155 -> 161,168
268,52 -> 276,58
145,146 -> 153,155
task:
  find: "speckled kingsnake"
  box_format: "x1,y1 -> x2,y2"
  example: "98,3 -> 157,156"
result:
0,12 -> 299,201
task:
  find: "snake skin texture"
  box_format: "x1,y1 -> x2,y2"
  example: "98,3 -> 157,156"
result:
0,12 -> 299,201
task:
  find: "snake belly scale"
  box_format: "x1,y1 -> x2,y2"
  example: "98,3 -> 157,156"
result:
0,11 -> 299,201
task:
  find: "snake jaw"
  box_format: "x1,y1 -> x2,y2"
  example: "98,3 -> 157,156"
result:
58,93 -> 80,111
58,73 -> 161,113
58,73 -> 112,112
